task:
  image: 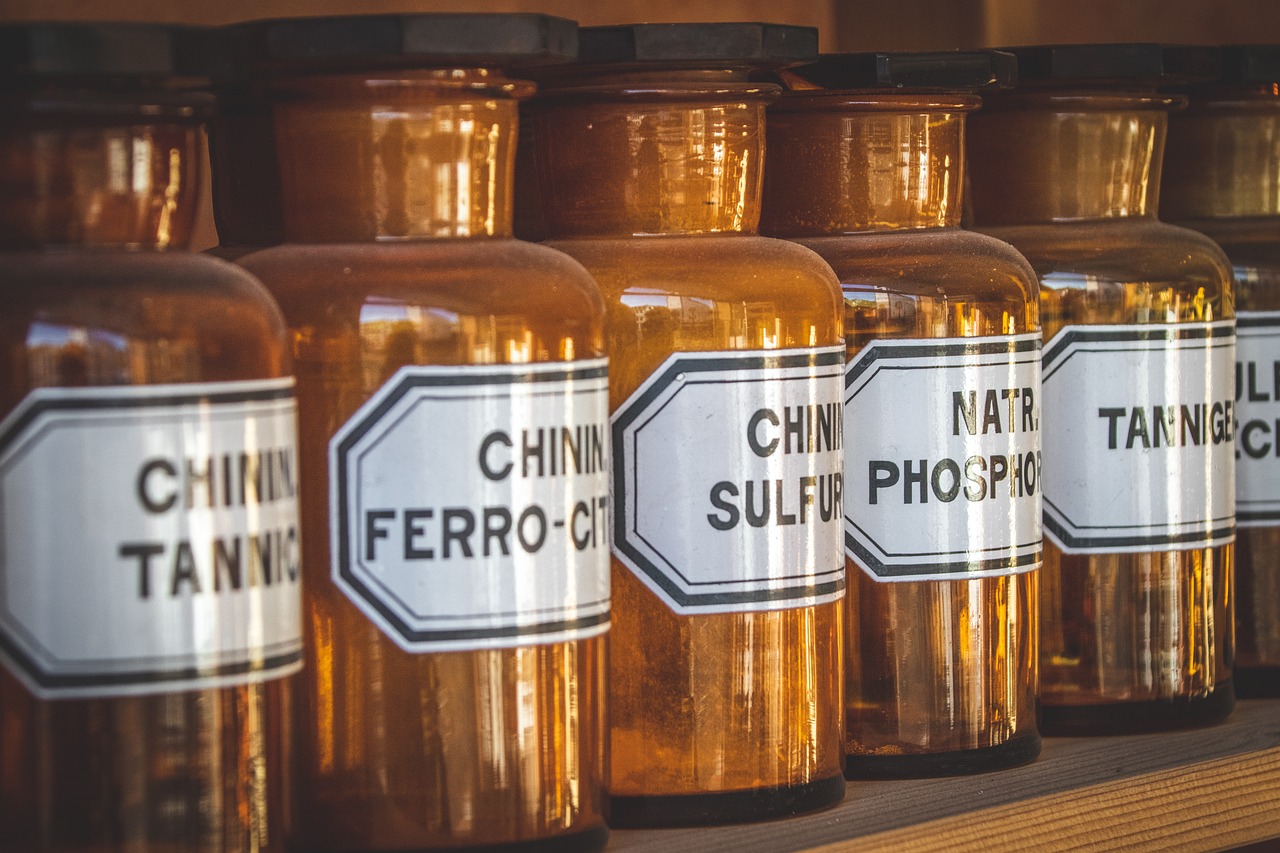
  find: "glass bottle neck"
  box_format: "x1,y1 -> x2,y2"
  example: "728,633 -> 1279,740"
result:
761,95 -> 975,236
1163,87 -> 1280,221
0,120 -> 201,250
525,82 -> 776,237
967,93 -> 1180,225
268,70 -> 527,243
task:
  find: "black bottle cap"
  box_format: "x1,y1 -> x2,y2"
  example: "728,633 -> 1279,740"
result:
234,13 -> 577,76
1216,45 -> 1280,83
1003,43 -> 1219,85
577,22 -> 817,68
0,21 -> 209,83
783,50 -> 1016,91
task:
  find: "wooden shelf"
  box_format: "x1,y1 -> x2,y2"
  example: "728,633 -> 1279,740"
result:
610,698 -> 1280,852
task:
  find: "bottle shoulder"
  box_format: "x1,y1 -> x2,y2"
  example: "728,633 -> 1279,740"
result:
982,221 -> 1236,329
977,219 -> 1233,290
239,238 -> 605,318
543,234 -> 841,304
1163,221 -> 1280,312
1173,218 -> 1280,269
792,229 -> 1040,305
238,239 -> 607,367
0,249 -> 291,391
0,249 -> 286,332
3,248 -> 273,294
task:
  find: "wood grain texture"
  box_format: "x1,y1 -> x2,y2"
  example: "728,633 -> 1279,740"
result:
607,699 -> 1280,852
811,749 -> 1280,852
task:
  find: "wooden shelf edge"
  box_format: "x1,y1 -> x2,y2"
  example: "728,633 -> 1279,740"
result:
814,747 -> 1280,853
609,699 -> 1280,852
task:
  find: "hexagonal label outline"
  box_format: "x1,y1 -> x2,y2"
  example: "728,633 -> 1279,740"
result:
610,349 -> 847,612
0,381 -> 302,696
329,362 -> 612,649
1040,323 -> 1236,552
842,335 -> 1043,580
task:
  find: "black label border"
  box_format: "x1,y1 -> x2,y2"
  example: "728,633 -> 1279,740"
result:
611,350 -> 847,609
332,363 -> 612,645
842,335 -> 1042,579
0,382 -> 298,693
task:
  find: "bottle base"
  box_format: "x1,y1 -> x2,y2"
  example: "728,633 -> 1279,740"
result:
607,773 -> 846,828
289,824 -> 608,853
1235,666 -> 1280,699
843,732 -> 1042,780
1040,680 -> 1235,736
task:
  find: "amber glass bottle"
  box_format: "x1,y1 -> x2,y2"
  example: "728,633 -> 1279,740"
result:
522,23 -> 846,825
969,44 -> 1236,734
1163,46 -> 1280,698
230,14 -> 610,852
0,23 -> 299,852
761,51 -> 1042,777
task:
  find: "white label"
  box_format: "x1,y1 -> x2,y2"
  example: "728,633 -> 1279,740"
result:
1041,321 -> 1236,553
844,333 -> 1043,581
0,379 -> 302,699
330,360 -> 611,652
1235,311 -> 1280,526
611,347 -> 846,614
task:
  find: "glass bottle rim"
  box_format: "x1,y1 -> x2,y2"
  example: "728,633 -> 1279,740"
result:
980,90 -> 1186,112
1182,83 -> 1280,112
2,86 -> 212,122
255,67 -> 534,102
526,81 -> 779,106
768,91 -> 980,114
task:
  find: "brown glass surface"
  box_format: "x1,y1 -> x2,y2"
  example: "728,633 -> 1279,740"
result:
1163,86 -> 1280,223
529,75 -> 845,821
762,94 -> 1042,774
236,70 -> 608,850
1165,88 -> 1280,696
970,92 -> 1235,733
0,116 -> 293,851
